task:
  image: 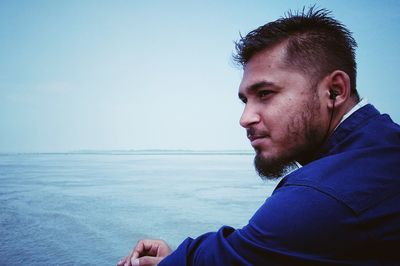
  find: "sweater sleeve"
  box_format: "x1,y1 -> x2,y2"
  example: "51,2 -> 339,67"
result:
159,185 -> 366,266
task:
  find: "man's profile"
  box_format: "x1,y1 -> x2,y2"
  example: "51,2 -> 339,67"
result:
118,7 -> 400,266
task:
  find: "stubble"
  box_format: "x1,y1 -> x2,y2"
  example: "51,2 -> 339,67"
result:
254,89 -> 324,180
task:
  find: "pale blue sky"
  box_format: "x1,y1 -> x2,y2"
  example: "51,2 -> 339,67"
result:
1,0 -> 399,153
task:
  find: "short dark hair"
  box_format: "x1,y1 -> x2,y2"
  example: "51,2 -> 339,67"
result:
234,7 -> 359,100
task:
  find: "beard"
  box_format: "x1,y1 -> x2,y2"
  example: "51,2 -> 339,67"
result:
254,90 -> 324,180
254,153 -> 298,180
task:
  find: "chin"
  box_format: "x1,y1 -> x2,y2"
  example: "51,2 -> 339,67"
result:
254,147 -> 274,157
254,150 -> 296,180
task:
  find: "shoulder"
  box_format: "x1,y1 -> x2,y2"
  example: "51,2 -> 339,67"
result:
244,184 -> 365,258
249,184 -> 357,237
286,104 -> 400,214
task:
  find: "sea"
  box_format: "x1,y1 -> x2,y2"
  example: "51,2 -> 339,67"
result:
0,151 -> 279,265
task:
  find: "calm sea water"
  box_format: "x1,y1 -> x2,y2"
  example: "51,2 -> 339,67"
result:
0,151 -> 278,265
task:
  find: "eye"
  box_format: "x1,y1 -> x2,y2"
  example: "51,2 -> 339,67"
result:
257,90 -> 273,99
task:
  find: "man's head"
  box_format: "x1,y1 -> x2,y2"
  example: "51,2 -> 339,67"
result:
235,7 -> 359,179
234,7 -> 359,101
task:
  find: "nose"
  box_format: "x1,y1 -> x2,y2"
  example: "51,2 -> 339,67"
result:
239,104 -> 260,128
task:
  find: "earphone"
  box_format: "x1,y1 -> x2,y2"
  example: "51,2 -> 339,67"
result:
329,90 -> 338,100
321,89 -> 338,147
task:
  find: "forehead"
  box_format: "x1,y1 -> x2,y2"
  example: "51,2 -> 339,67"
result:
246,43 -> 288,71
239,43 -> 310,93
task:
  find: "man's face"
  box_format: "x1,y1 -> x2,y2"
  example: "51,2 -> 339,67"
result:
238,43 -> 327,179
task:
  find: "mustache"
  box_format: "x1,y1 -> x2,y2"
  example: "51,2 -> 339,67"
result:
247,127 -> 269,138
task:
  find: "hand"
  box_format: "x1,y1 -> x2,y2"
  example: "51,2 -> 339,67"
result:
117,239 -> 172,266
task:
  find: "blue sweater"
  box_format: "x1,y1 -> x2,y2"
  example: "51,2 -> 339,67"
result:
160,104 -> 400,265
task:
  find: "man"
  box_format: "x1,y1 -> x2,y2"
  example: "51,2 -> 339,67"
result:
118,7 -> 400,266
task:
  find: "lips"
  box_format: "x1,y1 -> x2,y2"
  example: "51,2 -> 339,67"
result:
247,128 -> 269,145
248,134 -> 266,142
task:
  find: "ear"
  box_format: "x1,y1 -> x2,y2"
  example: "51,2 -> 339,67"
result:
324,70 -> 351,109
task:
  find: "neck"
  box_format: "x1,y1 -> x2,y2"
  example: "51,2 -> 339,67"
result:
327,98 -> 358,136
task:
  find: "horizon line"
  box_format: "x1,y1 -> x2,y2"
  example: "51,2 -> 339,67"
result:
0,149 -> 255,156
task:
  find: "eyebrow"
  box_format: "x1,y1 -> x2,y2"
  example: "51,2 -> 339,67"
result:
238,81 -> 277,100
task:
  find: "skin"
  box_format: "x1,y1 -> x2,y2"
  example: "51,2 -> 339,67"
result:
118,41 -> 357,266
239,41 -> 326,174
239,41 -> 356,173
117,239 -> 171,266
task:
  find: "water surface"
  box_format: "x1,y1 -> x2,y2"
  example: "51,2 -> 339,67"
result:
0,151 -> 278,265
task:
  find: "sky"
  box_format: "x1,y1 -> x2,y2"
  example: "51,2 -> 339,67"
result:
1,0 -> 399,153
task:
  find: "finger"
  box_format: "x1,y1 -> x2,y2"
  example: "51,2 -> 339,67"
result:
139,239 -> 171,257
117,256 -> 127,266
130,257 -> 140,266
132,240 -> 145,259
137,256 -> 164,266
124,248 -> 135,266
125,240 -> 145,266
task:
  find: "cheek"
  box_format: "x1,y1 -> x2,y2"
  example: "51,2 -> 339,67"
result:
260,96 -> 309,137
275,96 -> 297,117
272,100 -> 300,131
274,104 -> 311,144
288,99 -> 324,139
